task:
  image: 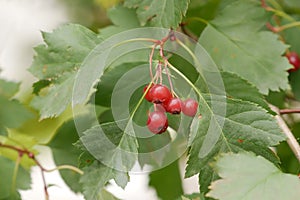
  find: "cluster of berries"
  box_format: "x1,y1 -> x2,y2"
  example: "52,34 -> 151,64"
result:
143,84 -> 198,134
286,51 -> 300,72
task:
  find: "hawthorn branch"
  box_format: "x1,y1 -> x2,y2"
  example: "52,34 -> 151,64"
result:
0,142 -> 83,200
0,142 -> 50,199
269,104 -> 300,163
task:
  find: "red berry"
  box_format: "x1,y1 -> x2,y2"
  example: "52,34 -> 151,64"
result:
182,99 -> 198,117
286,52 -> 300,72
164,98 -> 182,114
147,111 -> 168,134
155,104 -> 166,112
143,84 -> 154,102
149,84 -> 172,104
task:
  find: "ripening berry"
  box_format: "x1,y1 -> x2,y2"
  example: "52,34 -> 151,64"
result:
286,52 -> 300,72
164,98 -> 182,114
182,98 -> 198,117
143,84 -> 154,102
149,84 -> 172,104
147,111 -> 168,134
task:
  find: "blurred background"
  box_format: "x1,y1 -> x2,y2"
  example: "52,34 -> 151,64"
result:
0,0 -> 198,199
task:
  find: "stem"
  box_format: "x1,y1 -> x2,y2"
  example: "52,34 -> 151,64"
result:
164,63 -> 174,95
159,63 -> 162,84
175,38 -> 202,69
149,44 -> 158,79
130,73 -> 158,118
266,22 -> 280,32
167,62 -> 232,152
167,62 -> 201,97
265,6 -> 295,22
114,38 -> 159,48
45,165 -> 84,175
180,24 -> 198,41
40,168 -> 49,200
11,154 -> 21,195
269,104 -> 300,163
276,21 -> 300,32
0,143 -> 30,154
0,142 -> 83,200
267,0 -> 284,11
280,108 -> 300,115
185,17 -> 209,25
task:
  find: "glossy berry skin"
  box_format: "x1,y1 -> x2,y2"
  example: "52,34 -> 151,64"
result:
143,84 -> 154,102
155,104 -> 166,112
149,84 -> 172,104
182,99 -> 198,117
147,111 -> 168,134
164,98 -> 182,114
286,52 -> 300,72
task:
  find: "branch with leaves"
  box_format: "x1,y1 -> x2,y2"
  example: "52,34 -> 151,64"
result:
269,105 -> 300,163
0,142 -> 83,200
1,0 -> 300,200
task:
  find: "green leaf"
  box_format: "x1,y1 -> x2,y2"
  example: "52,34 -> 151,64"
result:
198,166 -> 217,194
9,105 -> 77,145
29,24 -> 102,118
0,132 -> 37,169
94,63 -> 143,107
195,71 -> 270,111
0,125 -> 7,136
199,0 -> 290,94
289,70 -> 300,101
48,119 -> 84,193
124,0 -> 190,28
0,96 -> 34,129
0,75 -> 32,131
29,24 -> 102,80
95,0 -> 121,9
207,153 -> 300,200
78,151 -> 95,168
31,74 -> 75,119
108,5 -> 140,28
95,189 -> 120,200
149,160 -> 183,200
281,16 -> 300,54
185,0 -> 221,36
282,0 -> 300,10
220,72 -> 270,111
98,5 -> 140,40
186,95 -> 285,178
80,161 -> 119,200
32,80 -> 51,95
0,157 -> 31,200
98,5 -> 141,40
265,90 -> 286,109
79,119 -> 138,172
0,79 -> 20,98
178,193 -> 206,200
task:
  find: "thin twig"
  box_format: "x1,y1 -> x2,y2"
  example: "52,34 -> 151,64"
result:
280,108 -> 300,115
0,142 -> 83,199
269,104 -> 300,163
164,62 -> 175,95
149,44 -> 158,79
179,23 -> 198,41
40,168 -> 49,200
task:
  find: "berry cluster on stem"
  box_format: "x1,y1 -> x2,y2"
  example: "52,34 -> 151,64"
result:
143,31 -> 199,134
